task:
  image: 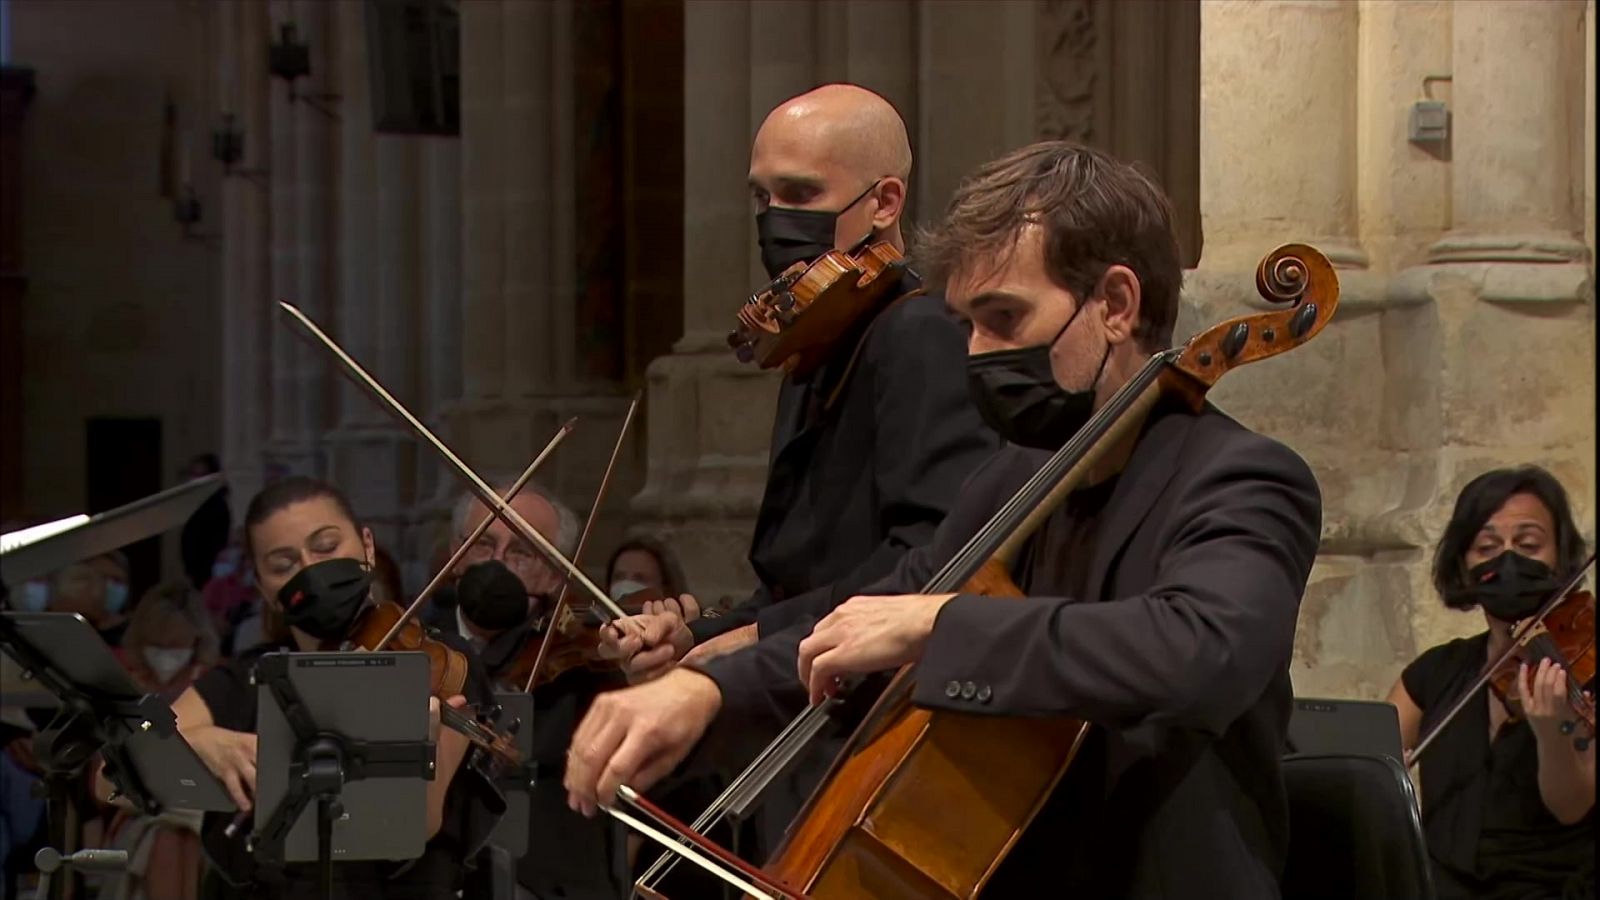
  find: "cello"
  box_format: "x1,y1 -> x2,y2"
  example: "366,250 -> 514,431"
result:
622,243 -> 1341,899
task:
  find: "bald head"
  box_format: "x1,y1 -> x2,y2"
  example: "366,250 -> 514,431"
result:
750,83 -> 914,254
759,84 -> 912,182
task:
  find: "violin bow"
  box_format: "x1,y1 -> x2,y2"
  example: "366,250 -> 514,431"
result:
1406,551 -> 1597,767
522,391 -> 642,694
377,419 -> 576,649
278,301 -> 629,622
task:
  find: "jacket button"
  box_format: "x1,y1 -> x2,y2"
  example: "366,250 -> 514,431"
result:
961,681 -> 977,700
976,685 -> 992,703
944,680 -> 962,699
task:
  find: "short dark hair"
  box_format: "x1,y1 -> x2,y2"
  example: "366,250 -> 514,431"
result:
242,476 -> 363,571
914,140 -> 1184,350
1432,465 -> 1587,609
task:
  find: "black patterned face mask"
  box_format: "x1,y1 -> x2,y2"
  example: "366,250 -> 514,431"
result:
1447,551 -> 1560,622
277,557 -> 372,640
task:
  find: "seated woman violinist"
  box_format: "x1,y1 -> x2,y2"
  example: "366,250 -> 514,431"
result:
1387,465 -> 1594,900
109,476 -> 504,900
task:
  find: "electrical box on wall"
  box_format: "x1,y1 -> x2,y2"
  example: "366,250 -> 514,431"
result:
1409,100 -> 1449,145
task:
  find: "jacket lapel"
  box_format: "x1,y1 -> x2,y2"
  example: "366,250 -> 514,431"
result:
1082,404 -> 1198,604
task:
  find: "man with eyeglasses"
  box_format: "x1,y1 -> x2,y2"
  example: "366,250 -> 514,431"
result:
436,479 -> 630,900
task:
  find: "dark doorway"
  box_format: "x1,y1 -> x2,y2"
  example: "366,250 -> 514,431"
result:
86,417 -> 162,604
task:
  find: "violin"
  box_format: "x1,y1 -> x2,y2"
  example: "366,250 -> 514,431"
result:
1490,588 -> 1594,747
347,599 -> 524,770
727,240 -> 908,377
499,603 -> 617,692
1408,553 -> 1597,766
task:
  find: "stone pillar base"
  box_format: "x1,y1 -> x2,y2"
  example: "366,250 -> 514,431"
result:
628,342 -> 780,607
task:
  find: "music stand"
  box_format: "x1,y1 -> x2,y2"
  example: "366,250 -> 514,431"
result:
249,650 -> 436,900
0,475 -> 223,900
0,474 -> 222,586
486,691 -> 535,859
0,612 -> 236,900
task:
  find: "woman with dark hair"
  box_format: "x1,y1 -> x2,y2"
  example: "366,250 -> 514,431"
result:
603,536 -> 687,611
147,476 -> 500,899
1387,465 -> 1594,900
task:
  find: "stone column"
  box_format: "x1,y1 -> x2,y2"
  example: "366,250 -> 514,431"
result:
263,0 -> 305,475
405,139 -> 464,588
219,0 -> 273,510
630,1 -> 775,606
325,0 -> 425,562
1192,1 -> 1404,699
443,0 -> 636,580
1394,0 -> 1595,656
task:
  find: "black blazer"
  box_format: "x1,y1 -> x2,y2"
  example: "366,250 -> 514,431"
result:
690,278 -> 998,643
697,403 -> 1322,898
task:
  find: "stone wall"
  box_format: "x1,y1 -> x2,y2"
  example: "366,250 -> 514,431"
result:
10,0 -> 222,580
8,0 -> 1594,705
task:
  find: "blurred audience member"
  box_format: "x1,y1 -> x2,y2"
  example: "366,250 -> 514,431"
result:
123,582 -> 219,700
604,536 -> 687,612
50,551 -> 131,647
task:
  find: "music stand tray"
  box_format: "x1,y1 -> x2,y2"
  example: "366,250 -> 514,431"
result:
0,611 -> 236,814
0,474 -> 223,586
251,650 -> 435,874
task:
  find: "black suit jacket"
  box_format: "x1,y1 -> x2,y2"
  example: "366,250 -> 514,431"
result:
689,278 -> 998,644
696,402 -> 1321,898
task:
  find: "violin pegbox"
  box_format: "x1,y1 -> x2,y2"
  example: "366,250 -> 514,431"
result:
1167,243 -> 1341,394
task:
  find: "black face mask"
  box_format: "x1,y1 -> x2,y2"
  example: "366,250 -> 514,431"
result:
754,180 -> 880,279
965,298 -> 1109,450
1448,550 -> 1560,622
458,560 -> 531,633
277,557 -> 373,641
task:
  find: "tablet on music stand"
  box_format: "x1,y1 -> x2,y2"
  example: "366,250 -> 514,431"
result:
251,649 -> 435,880
0,611 -> 235,813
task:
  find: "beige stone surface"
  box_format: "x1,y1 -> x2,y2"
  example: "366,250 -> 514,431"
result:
8,0 -> 1594,707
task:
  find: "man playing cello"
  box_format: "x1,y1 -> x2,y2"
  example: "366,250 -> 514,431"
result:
568,141 -> 1323,898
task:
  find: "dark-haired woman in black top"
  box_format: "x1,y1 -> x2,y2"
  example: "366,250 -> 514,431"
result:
165,476 -> 501,899
1387,465 -> 1594,900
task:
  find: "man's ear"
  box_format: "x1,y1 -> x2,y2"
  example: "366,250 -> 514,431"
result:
871,177 -> 908,230
1096,265 -> 1143,346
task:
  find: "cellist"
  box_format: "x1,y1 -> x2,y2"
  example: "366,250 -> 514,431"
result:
566,140 -> 1324,898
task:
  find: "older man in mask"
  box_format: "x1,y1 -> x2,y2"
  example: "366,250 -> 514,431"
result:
445,480 -> 628,900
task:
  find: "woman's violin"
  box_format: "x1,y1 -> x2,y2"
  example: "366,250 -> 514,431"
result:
1409,553 -> 1598,766
1490,588 -> 1595,748
727,239 -> 908,377
347,599 -> 524,770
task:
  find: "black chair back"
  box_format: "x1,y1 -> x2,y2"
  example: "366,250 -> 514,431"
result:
1281,753 -> 1435,900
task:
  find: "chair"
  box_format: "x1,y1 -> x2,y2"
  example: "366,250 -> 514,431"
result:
1280,753 -> 1436,900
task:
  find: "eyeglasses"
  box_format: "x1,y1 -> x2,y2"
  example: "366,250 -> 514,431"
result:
463,540 -> 546,575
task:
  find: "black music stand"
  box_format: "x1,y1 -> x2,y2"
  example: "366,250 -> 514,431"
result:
249,650 -> 436,900
0,476 -> 228,900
